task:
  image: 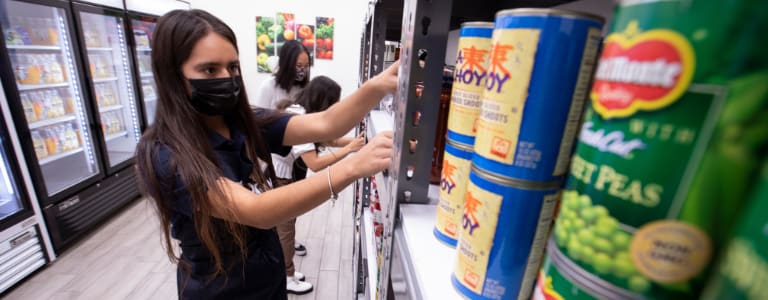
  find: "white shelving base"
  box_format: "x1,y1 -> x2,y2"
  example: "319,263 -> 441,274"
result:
397,185 -> 463,300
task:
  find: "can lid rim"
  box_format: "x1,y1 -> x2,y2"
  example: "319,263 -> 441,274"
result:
470,164 -> 563,190
495,8 -> 605,23
460,21 -> 495,28
445,139 -> 474,152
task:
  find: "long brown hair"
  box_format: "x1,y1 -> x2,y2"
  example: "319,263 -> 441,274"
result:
135,9 -> 276,280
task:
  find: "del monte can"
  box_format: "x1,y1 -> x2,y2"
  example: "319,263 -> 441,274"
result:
535,1 -> 768,299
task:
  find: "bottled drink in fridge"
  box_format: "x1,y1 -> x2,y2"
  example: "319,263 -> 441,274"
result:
20,93 -> 35,122
32,131 -> 46,159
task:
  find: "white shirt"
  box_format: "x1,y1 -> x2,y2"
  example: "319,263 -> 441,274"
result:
271,105 -> 315,179
254,77 -> 303,109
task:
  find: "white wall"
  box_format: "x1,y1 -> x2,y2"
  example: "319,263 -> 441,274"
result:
190,0 -> 369,103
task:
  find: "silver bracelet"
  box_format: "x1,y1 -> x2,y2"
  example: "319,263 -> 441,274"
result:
327,166 -> 338,206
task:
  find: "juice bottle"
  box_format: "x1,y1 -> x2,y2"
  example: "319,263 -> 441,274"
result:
54,126 -> 67,151
44,18 -> 58,45
20,93 -> 35,122
29,18 -> 47,45
88,54 -> 96,77
12,54 -> 28,84
31,92 -> 44,121
32,131 -> 46,159
63,92 -> 74,114
104,85 -> 115,106
25,55 -> 42,84
65,124 -> 77,149
43,93 -> 54,119
4,21 -> 22,45
49,55 -> 63,83
50,90 -> 63,117
10,17 -> 31,45
95,56 -> 107,78
44,128 -> 58,155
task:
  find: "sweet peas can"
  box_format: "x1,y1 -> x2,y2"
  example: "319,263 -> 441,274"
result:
446,22 -> 494,145
472,9 -> 604,182
535,1 -> 768,299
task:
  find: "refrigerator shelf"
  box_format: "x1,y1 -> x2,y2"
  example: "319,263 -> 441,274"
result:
7,45 -> 61,51
28,115 -> 77,129
86,47 -> 113,52
140,72 -> 152,78
17,82 -> 70,91
144,97 -> 157,102
136,47 -> 151,52
38,147 -> 84,165
99,105 -> 123,113
93,77 -> 118,83
104,131 -> 128,142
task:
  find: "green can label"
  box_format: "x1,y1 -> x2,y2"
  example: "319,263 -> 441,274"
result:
701,165 -> 768,300
538,0 -> 768,299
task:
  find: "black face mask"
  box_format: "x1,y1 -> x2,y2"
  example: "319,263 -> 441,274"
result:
188,76 -> 241,116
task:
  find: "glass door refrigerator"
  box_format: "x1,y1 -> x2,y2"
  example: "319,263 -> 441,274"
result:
73,3 -> 141,173
127,14 -> 156,127
0,83 -> 54,294
0,0 -> 140,252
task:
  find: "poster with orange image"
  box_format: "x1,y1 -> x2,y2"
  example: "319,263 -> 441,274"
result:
275,12 -> 296,55
295,24 -> 315,61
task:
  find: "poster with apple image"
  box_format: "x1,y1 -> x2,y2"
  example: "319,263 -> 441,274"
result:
315,17 -> 334,60
295,24 -> 315,61
255,16 -> 276,73
275,12 -> 296,55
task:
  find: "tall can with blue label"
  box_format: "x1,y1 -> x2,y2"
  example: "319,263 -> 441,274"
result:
446,22 -> 494,146
435,139 -> 474,246
452,165 -> 560,300
473,9 -> 604,182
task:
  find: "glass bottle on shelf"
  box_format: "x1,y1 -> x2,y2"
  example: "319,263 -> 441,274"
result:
44,127 -> 58,156
44,18 -> 58,46
11,54 -> 27,84
26,55 -> 42,85
31,92 -> 44,121
43,93 -> 54,119
65,123 -> 78,149
49,54 -> 64,83
62,89 -> 74,114
20,93 -> 35,122
32,131 -> 46,159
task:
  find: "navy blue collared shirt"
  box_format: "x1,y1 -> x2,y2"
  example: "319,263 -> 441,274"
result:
153,110 -> 293,300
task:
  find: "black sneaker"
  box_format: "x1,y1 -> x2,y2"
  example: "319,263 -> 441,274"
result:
295,243 -> 307,256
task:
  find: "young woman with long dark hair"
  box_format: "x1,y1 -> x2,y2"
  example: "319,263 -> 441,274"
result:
135,10 -> 397,299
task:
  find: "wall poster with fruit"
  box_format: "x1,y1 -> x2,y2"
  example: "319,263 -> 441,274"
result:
256,16 -> 276,73
315,17 -> 334,60
276,13 -> 297,56
296,24 -> 315,61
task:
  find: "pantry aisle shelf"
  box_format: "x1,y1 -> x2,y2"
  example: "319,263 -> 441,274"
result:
367,110 -> 393,205
17,82 -> 70,91
28,115 -> 77,129
38,147 -> 84,165
6,45 -> 61,51
392,185 -> 461,300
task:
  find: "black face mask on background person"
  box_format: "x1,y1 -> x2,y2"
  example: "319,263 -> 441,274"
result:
295,66 -> 307,82
188,76 -> 242,116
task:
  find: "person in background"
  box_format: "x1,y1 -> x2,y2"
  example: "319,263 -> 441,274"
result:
272,76 -> 365,294
256,40 -> 312,258
135,9 -> 398,299
255,40 -> 310,109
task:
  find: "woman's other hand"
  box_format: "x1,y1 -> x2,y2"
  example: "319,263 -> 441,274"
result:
343,133 -> 366,153
341,131 -> 392,178
368,60 -> 399,96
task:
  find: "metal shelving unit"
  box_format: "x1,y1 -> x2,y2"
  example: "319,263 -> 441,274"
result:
353,0 -> 583,299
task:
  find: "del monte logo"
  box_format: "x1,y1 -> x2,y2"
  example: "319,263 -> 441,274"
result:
592,21 -> 695,119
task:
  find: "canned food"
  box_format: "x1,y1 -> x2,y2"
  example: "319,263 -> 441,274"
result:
452,165 -> 560,300
536,1 -> 768,299
472,9 -> 604,182
446,22 -> 494,146
702,162 -> 768,300
434,139 -> 474,246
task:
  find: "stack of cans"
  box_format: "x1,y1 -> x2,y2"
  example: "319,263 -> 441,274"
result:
433,9 -> 605,300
